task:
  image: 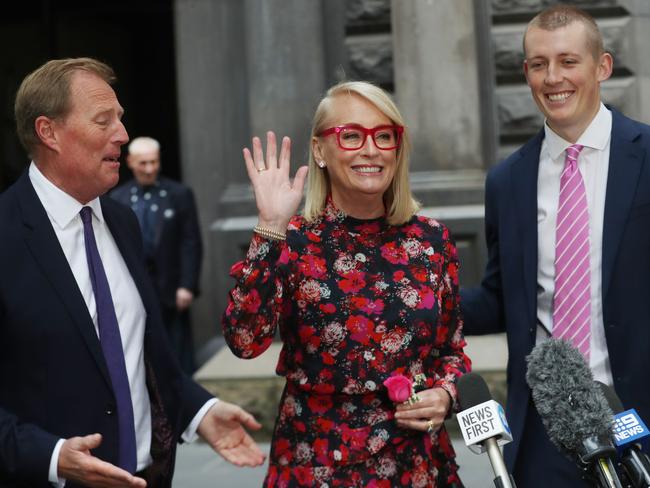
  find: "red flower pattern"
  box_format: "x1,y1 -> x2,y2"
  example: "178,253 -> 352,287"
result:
223,198 -> 470,487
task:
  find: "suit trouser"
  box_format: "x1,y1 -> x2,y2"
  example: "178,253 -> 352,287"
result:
161,306 -> 195,374
511,399 -> 591,488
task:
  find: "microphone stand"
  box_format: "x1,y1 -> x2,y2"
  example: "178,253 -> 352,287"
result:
579,437 -> 623,488
593,458 -> 623,488
484,438 -> 516,488
619,448 -> 650,488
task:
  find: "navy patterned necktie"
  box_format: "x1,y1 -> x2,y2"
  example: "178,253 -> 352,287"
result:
79,206 -> 137,473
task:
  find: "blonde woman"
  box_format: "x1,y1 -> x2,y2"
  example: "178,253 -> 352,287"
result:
223,81 -> 470,487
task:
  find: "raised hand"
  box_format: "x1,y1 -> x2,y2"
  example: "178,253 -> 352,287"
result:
243,131 -> 309,234
58,434 -> 147,487
394,387 -> 452,434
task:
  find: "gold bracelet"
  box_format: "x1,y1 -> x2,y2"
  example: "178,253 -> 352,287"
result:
253,225 -> 286,241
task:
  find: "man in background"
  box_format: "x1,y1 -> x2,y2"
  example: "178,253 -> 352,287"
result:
0,57 -> 265,488
462,5 -> 650,487
112,137 -> 201,374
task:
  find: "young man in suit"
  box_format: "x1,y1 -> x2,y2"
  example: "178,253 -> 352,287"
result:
462,5 -> 650,487
0,57 -> 265,487
111,137 -> 202,374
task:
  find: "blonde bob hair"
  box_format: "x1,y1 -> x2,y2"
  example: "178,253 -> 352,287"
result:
304,81 -> 420,226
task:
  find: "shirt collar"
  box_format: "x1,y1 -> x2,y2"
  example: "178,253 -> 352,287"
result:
544,102 -> 612,161
29,162 -> 105,229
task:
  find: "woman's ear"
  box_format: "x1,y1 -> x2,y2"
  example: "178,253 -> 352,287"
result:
312,137 -> 326,168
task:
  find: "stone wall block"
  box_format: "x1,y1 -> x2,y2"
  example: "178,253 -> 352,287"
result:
347,0 -> 391,23
492,0 -> 619,15
346,34 -> 393,83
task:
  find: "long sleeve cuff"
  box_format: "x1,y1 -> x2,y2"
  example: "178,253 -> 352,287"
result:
181,398 -> 219,443
48,438 -> 66,487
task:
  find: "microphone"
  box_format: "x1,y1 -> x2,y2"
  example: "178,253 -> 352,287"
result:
457,372 -> 516,488
526,338 -> 623,488
526,338 -> 622,488
595,381 -> 650,488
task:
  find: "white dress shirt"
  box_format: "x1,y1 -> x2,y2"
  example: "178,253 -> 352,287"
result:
28,164 -> 216,486
536,103 -> 614,386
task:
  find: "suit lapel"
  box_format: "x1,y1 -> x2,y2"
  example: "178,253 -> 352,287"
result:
16,173 -> 113,388
511,131 -> 544,325
602,110 -> 645,300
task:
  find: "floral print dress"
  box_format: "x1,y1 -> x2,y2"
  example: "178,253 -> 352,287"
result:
223,199 -> 471,487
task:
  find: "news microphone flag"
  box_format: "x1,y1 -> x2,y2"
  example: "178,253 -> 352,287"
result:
457,399 -> 513,454
612,409 -> 649,451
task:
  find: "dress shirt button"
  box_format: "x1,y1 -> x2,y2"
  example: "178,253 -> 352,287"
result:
105,404 -> 115,416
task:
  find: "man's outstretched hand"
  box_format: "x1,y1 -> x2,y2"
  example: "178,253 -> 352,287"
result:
197,401 -> 266,467
58,434 -> 146,487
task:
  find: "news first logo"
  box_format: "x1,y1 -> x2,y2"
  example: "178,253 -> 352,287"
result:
612,409 -> 649,448
457,400 -> 513,454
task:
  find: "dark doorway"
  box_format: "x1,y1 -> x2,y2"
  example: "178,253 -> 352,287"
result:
0,0 -> 181,192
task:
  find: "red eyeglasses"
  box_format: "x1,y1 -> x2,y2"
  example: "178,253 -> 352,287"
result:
318,124 -> 404,151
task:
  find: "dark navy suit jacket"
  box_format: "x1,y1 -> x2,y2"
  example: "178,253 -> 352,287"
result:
111,176 -> 202,309
462,108 -> 650,473
0,172 -> 212,487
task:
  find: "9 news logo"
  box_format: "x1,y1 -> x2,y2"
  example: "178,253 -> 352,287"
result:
612,410 -> 648,445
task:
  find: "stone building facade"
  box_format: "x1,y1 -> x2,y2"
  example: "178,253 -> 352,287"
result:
176,0 -> 650,348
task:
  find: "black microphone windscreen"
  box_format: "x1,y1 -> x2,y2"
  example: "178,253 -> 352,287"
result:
458,372 -> 493,411
526,338 -> 613,456
595,381 -> 625,414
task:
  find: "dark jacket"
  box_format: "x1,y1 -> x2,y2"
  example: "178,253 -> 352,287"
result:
0,172 -> 212,487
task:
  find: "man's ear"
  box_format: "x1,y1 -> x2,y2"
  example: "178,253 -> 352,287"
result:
597,52 -> 614,83
34,116 -> 60,152
523,60 -> 531,86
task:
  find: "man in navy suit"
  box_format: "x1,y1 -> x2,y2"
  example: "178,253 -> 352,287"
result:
462,5 -> 650,487
111,137 -> 202,374
0,58 -> 265,487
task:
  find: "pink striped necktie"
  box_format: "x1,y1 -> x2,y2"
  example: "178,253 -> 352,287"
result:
552,144 -> 591,360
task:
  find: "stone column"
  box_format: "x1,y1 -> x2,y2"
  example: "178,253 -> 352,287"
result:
245,0 -> 326,155
621,0 -> 650,124
175,0 -> 249,347
175,0 -> 329,347
390,0 -> 489,286
391,0 -> 488,172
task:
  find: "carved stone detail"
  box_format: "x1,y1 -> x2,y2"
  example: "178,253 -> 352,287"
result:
491,0 -> 619,14
346,34 -> 393,84
346,0 -> 391,24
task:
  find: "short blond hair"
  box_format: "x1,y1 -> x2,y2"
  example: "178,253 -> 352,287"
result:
524,5 -> 604,60
15,57 -> 116,157
305,81 -> 419,225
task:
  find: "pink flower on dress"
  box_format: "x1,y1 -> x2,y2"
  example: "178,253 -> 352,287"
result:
383,374 -> 412,403
381,242 -> 409,265
338,270 -> 366,293
416,285 -> 436,310
299,254 -> 327,278
346,315 -> 374,345
241,289 -> 261,313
